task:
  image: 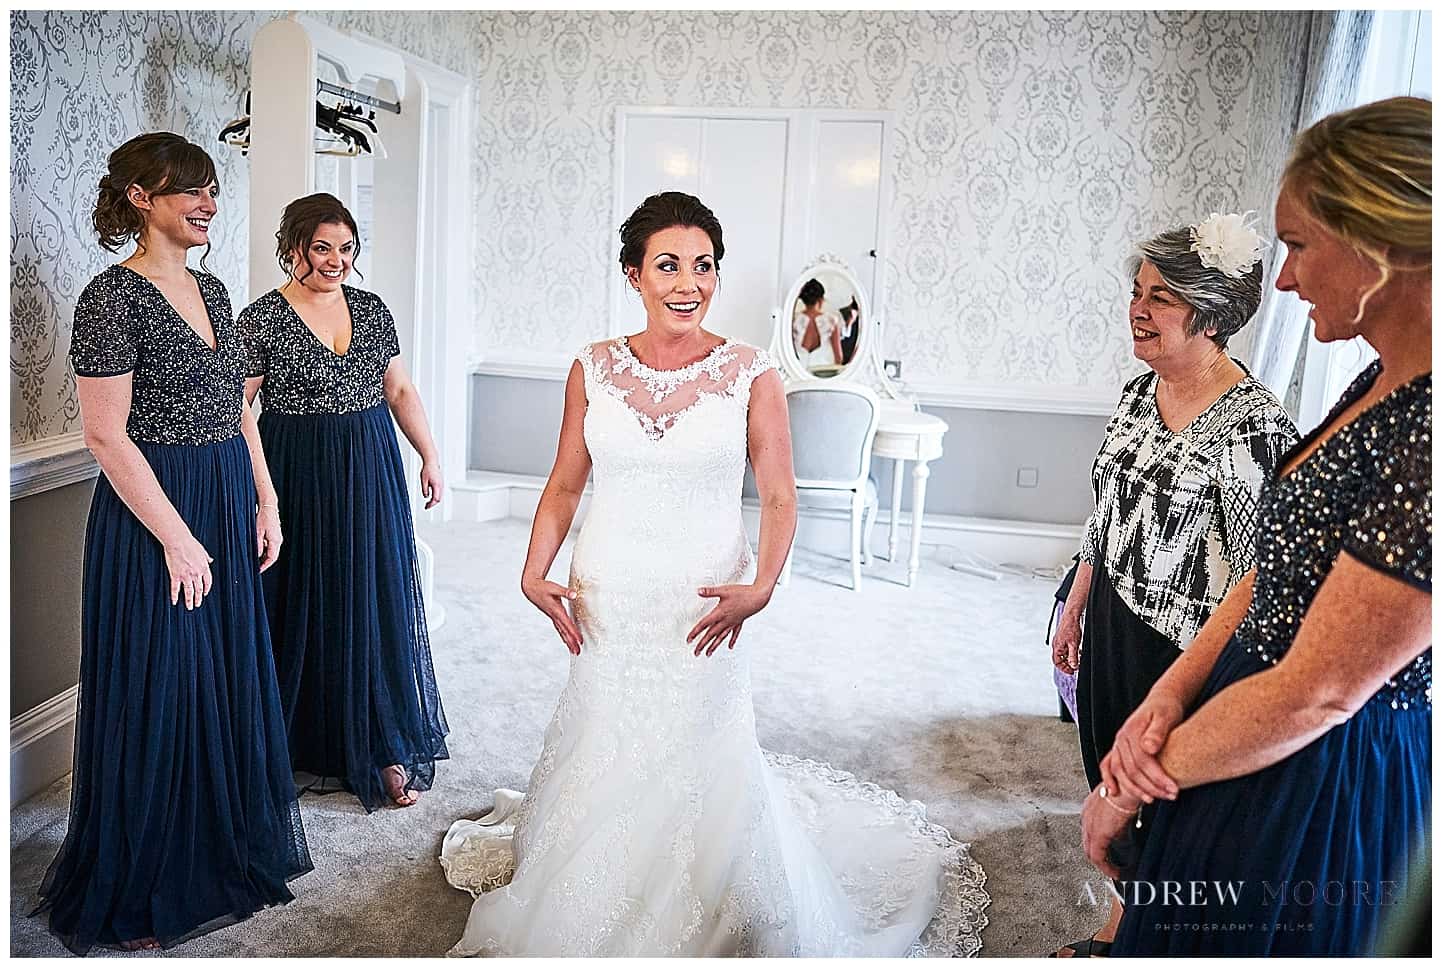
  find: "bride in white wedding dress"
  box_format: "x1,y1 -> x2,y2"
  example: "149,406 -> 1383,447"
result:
438,192 -> 990,957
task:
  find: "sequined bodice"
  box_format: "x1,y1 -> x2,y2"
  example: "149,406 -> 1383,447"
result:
236,287 -> 400,415
69,265 -> 247,445
1235,362 -> 1431,708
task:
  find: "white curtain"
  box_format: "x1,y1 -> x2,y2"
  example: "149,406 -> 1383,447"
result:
1248,11 -> 1374,423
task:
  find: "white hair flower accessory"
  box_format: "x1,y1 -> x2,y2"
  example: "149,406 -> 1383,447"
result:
1189,211 -> 1266,279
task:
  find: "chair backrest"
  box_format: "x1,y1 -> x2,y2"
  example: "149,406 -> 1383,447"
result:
785,383 -> 881,489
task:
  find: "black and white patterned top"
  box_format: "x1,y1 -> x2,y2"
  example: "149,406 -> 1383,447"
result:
1236,361 -> 1430,708
236,286 -> 401,415
69,264 -> 247,445
1081,367 -> 1299,649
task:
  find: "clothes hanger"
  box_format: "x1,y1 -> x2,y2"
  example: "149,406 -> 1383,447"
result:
218,92 -> 251,153
315,101 -> 372,155
325,105 -> 386,159
348,119 -> 386,159
337,102 -> 378,133
219,115 -> 249,142
314,134 -> 363,158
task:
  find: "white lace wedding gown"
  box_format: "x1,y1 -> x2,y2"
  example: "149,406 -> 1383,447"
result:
792,309 -> 842,369
439,337 -> 990,957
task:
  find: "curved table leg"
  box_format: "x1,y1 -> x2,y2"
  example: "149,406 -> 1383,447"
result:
907,460 -> 932,587
888,457 -> 905,562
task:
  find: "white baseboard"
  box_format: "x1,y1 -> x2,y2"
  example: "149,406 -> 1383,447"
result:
454,471 -> 1080,569
452,472 -> 591,530
11,432 -> 100,501
11,685 -> 78,806
447,473 -> 516,522
746,503 -> 1079,570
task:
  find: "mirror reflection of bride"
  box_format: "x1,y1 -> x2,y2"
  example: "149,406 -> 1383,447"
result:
792,277 -> 845,368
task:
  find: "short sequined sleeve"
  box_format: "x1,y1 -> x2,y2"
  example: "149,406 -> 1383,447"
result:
235,301 -> 268,378
1343,383 -> 1431,591
376,294 -> 401,360
70,272 -> 137,377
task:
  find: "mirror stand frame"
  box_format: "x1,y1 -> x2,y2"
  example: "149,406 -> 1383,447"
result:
770,253 -> 906,401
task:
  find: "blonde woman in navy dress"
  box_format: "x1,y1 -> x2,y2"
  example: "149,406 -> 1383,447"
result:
238,193 -> 449,811
36,133 -> 311,954
1088,96 -> 1431,956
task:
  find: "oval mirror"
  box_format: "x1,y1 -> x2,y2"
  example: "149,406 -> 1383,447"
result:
777,258 -> 869,381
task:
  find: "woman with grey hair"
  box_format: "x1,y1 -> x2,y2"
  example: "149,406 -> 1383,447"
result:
1048,214 -> 1298,958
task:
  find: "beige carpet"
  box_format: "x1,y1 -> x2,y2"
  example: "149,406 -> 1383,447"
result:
10,518 -> 1108,957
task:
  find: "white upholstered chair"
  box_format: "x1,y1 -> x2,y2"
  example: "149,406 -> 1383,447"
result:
781,383 -> 881,590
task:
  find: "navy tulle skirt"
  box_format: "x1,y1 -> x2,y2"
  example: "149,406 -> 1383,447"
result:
36,435 -> 312,955
1113,635 -> 1431,956
259,403 -> 448,812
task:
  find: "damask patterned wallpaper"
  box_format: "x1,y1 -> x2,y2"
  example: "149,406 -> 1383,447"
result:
11,10 -> 1305,445
11,10 -> 261,444
455,10 -> 1302,392
8,9 -> 471,445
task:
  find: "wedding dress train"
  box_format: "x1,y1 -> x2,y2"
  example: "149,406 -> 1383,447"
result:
439,338 -> 990,956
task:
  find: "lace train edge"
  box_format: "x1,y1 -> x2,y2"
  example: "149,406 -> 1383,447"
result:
761,750 -> 991,958
437,752 -> 991,957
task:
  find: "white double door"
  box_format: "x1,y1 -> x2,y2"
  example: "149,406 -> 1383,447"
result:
612,108 -> 890,348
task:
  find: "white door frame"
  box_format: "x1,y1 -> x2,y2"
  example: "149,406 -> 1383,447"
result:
379,46 -> 472,523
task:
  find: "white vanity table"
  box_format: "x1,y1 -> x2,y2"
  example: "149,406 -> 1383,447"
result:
773,255 -> 947,587
874,402 -> 949,586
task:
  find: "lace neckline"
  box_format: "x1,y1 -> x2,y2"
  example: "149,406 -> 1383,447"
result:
586,336 -> 757,436
615,334 -> 732,377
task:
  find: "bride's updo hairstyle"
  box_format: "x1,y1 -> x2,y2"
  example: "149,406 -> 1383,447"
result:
617,191 -> 725,272
799,278 -> 825,308
93,132 -> 218,265
1282,96 -> 1431,318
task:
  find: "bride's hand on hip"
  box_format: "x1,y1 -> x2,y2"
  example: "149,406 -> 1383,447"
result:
522,575 -> 583,655
689,583 -> 772,657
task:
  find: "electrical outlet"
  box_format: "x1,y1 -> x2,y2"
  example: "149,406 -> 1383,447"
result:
1016,466 -> 1040,488
883,359 -> 902,379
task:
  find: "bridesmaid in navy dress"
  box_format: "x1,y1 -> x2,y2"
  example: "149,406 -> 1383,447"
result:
36,132 -> 310,954
1081,97 -> 1431,956
238,193 -> 449,812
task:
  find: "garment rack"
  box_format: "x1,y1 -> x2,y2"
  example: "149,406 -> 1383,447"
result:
317,79 -> 401,115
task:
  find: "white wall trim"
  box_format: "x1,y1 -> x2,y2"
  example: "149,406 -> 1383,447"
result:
470,356 -> 574,382
452,471 -> 1080,569
906,381 -> 1120,417
11,685 -> 78,806
468,359 -> 1120,417
11,432 -> 98,501
756,502 -> 1081,571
